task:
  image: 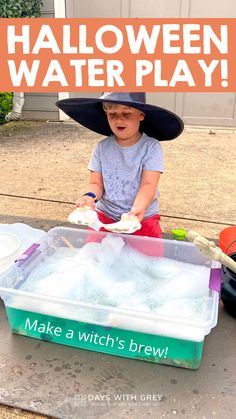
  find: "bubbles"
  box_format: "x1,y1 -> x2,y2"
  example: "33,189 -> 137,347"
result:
15,235 -> 211,330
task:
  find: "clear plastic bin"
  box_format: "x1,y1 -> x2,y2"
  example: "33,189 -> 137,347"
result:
0,227 -> 221,369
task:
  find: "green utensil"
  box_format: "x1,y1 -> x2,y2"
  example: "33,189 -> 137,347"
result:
171,228 -> 187,241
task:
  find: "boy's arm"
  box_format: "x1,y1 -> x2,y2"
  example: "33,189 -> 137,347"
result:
129,171 -> 161,222
75,171 -> 104,209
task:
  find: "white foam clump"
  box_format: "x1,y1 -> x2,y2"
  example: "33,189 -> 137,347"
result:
68,206 -> 102,231
11,234 -> 212,339
68,207 -> 141,234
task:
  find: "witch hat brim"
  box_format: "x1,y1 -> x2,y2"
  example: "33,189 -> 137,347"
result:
56,96 -> 184,141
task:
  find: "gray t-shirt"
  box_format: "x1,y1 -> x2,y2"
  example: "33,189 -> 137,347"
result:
88,133 -> 164,221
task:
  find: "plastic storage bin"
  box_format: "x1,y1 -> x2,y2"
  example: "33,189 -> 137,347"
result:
0,227 -> 221,369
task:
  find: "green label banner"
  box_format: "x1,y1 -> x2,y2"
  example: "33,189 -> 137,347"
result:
6,307 -> 204,369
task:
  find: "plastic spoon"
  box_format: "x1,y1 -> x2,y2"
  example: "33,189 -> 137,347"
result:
67,206 -> 141,234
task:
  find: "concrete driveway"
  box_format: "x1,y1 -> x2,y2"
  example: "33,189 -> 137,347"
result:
0,120 -> 235,238
0,120 -> 235,419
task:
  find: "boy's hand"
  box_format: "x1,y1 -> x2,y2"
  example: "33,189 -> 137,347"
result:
129,205 -> 145,222
75,196 -> 95,210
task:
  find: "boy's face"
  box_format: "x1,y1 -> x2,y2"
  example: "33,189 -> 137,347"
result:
105,104 -> 145,145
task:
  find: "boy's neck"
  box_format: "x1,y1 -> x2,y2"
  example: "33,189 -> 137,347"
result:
115,132 -> 142,147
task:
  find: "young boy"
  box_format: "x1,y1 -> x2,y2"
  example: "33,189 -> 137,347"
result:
56,92 -> 184,238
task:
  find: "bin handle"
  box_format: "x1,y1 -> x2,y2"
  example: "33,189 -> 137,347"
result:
15,243 -> 40,267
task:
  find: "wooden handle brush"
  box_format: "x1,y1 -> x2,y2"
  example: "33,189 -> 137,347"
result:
186,230 -> 236,274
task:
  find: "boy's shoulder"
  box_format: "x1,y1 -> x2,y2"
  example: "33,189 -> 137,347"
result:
142,133 -> 162,148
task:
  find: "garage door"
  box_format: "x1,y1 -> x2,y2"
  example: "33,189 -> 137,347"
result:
66,0 -> 236,127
